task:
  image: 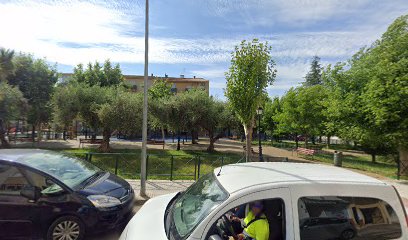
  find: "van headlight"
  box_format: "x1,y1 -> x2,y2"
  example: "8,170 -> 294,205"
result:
87,195 -> 121,208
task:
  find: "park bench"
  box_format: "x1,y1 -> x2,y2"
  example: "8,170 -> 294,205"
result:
295,147 -> 317,159
147,139 -> 165,145
79,138 -> 103,148
8,135 -> 35,143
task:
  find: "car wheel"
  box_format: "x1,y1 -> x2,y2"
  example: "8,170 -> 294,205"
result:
341,229 -> 355,240
47,216 -> 85,240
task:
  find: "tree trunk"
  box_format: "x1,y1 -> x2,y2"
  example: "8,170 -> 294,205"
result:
243,124 -> 253,162
326,136 -> 331,149
31,125 -> 35,143
100,128 -> 111,152
311,135 -> 315,145
371,153 -> 376,163
177,130 -> 181,151
305,135 -> 308,148
399,147 -> 408,176
295,133 -> 299,149
207,132 -> 215,152
191,130 -> 198,144
161,127 -> 165,150
0,119 -> 10,148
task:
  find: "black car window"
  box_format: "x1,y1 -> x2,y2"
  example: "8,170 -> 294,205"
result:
20,168 -> 63,194
298,196 -> 402,240
0,164 -> 30,195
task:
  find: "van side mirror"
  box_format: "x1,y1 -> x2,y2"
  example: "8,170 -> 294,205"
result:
20,186 -> 41,201
208,235 -> 223,240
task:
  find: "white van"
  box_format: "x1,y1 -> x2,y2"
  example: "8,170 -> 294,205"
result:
120,162 -> 407,240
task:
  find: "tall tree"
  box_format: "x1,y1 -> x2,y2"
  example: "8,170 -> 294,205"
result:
359,15 -> 408,169
8,54 -> 58,139
304,56 -> 322,86
225,39 -> 277,161
0,83 -> 26,148
0,48 -> 15,82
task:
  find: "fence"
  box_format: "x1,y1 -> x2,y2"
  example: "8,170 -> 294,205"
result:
69,152 -> 245,181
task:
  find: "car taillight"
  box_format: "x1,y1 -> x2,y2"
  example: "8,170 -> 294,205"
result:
392,185 -> 408,227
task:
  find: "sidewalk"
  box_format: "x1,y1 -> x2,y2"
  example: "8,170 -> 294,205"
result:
127,180 -> 193,203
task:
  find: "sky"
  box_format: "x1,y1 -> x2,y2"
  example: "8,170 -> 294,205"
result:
0,0 -> 407,99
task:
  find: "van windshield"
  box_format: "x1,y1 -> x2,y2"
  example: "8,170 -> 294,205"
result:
169,173 -> 228,239
18,152 -> 101,190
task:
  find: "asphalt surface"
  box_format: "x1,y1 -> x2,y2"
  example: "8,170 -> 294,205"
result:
86,205 -> 143,240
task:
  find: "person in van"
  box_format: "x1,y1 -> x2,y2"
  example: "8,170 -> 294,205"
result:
231,201 -> 270,240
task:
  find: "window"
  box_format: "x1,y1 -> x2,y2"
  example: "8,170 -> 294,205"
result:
166,173 -> 228,239
206,198 -> 285,240
17,152 -> 101,190
21,168 -> 63,194
298,196 -> 402,240
0,164 -> 29,195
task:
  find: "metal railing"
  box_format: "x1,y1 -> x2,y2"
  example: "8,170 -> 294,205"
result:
71,152 -> 244,181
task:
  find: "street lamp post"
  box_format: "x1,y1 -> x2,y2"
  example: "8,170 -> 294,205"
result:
256,107 -> 264,162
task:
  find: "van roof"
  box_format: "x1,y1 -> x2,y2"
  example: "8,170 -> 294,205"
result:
214,162 -> 386,193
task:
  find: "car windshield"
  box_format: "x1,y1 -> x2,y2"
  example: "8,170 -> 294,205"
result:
18,152 -> 101,189
171,173 -> 228,238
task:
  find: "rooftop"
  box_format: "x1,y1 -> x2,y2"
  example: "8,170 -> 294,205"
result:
60,73 -> 209,83
214,162 -> 385,193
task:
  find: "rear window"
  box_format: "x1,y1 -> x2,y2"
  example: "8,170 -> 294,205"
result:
298,196 -> 402,240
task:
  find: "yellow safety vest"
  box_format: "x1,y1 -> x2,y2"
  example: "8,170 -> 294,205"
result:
243,211 -> 269,240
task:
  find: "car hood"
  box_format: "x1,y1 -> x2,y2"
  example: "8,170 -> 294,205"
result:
120,192 -> 178,240
78,172 -> 132,199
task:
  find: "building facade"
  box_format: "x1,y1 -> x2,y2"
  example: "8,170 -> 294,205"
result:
60,73 -> 210,94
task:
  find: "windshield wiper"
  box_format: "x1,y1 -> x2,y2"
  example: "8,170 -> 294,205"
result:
80,171 -> 105,188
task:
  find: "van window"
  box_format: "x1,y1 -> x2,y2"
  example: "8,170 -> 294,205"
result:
206,198 -> 285,240
298,196 -> 402,240
0,164 -> 29,195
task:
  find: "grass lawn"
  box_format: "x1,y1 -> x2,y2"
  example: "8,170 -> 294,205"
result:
62,148 -> 243,180
302,153 -> 399,179
254,140 -> 399,179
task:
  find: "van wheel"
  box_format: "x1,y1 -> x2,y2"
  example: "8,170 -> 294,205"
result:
47,216 -> 85,240
341,229 -> 355,240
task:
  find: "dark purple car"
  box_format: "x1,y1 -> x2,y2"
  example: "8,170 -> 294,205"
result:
0,149 -> 134,240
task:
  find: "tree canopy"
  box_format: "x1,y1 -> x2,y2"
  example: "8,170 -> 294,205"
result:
225,39 -> 277,161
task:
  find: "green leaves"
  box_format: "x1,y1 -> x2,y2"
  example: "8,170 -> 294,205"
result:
72,59 -> 124,87
225,39 -> 277,126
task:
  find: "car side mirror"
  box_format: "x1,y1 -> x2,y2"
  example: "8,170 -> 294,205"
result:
20,186 -> 41,202
208,235 -> 223,240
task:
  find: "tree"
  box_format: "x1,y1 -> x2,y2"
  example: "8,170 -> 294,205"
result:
72,60 -> 124,87
98,91 -> 143,151
225,39 -> 277,161
7,54 -> 58,139
275,86 -> 327,148
262,97 -> 282,141
0,83 -> 26,148
148,79 -> 173,149
304,56 -> 323,86
358,15 -> 408,169
0,48 -> 15,82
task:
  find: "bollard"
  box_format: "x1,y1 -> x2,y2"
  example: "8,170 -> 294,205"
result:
334,151 -> 343,167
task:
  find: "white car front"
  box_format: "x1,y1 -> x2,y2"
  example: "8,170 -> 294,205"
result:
119,193 -> 178,240
120,173 -> 229,240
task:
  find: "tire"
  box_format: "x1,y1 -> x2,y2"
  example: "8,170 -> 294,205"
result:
341,229 -> 355,240
46,216 -> 85,240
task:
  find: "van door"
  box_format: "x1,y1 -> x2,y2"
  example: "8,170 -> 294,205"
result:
198,187 -> 294,240
0,163 -> 34,239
